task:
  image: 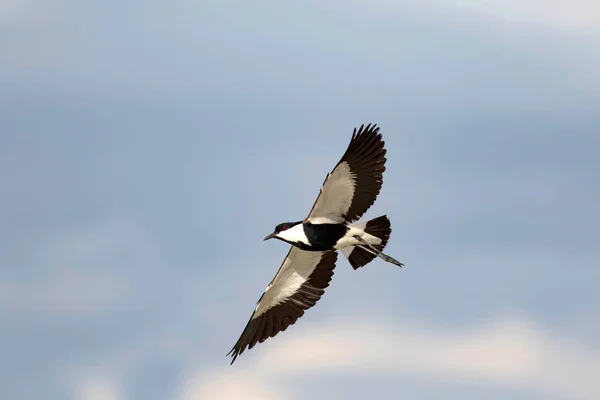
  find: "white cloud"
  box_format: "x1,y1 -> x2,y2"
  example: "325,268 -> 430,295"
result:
263,314 -> 543,378
177,368 -> 285,400
72,375 -> 122,400
59,332 -> 197,400
335,0 -> 600,33
191,312 -> 600,400
442,0 -> 600,32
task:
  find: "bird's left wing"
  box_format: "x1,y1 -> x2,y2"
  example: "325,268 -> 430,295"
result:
228,247 -> 338,364
306,124 -> 387,223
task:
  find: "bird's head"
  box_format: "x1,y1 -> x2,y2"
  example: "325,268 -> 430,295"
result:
264,221 -> 303,241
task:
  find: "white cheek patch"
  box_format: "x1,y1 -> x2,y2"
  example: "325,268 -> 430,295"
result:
277,224 -> 309,245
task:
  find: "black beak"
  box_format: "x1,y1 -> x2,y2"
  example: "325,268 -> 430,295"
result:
264,232 -> 276,241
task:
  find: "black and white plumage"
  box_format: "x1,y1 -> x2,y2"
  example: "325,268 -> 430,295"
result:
228,124 -> 403,364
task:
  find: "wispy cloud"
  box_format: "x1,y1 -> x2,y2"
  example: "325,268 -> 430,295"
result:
178,369 -> 284,400
189,313 -> 600,400
71,374 -> 123,400
439,0 -> 600,32
337,0 -> 600,32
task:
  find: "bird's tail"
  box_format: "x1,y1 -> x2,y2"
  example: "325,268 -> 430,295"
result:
342,215 -> 401,270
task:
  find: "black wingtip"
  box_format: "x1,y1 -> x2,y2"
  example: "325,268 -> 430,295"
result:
356,123 -> 379,134
227,347 -> 240,365
353,122 -> 379,133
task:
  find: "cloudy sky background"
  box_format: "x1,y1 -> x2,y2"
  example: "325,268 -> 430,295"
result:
1,0 -> 599,399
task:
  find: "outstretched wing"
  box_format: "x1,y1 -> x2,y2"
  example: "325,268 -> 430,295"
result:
228,248 -> 338,364
306,124 -> 387,223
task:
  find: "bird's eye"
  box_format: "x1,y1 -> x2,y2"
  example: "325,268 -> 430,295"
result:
281,226 -> 287,231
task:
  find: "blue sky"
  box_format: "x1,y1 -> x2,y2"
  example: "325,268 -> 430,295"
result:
1,1 -> 599,399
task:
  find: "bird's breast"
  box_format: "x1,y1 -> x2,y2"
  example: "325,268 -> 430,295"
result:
302,223 -> 349,251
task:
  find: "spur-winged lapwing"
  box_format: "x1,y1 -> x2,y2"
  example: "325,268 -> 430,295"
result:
228,123 -> 403,364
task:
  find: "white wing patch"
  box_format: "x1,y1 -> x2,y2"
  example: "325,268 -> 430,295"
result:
307,216 -> 339,224
254,248 -> 325,317
308,161 -> 356,222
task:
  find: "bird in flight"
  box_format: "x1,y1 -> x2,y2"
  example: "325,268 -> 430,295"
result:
228,123 -> 403,364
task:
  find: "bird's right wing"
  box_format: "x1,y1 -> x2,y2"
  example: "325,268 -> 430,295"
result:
228,247 -> 338,364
